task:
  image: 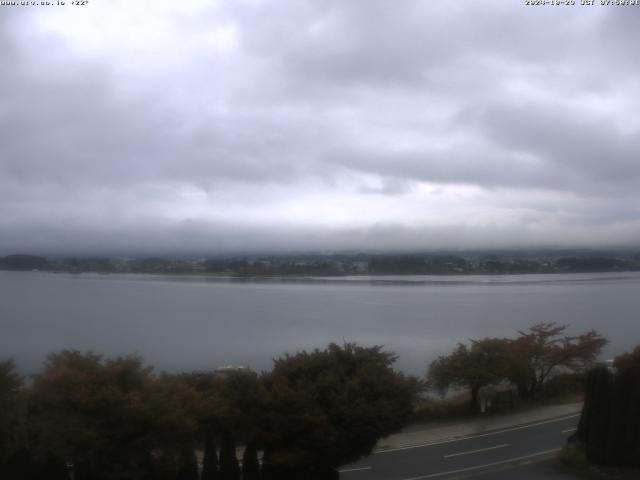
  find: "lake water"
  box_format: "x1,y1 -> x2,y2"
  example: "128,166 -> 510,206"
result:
2,270 -> 640,376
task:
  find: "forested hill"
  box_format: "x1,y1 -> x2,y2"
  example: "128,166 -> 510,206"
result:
2,251 -> 640,276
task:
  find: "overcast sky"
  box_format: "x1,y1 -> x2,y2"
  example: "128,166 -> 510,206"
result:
1,0 -> 640,255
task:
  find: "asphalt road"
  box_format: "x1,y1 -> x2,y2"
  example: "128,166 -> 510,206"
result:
339,414 -> 580,480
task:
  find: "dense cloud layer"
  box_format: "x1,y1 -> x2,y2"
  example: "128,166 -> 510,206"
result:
1,0 -> 640,254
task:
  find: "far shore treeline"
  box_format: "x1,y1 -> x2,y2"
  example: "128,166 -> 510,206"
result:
0,322 -> 614,480
2,249 -> 640,276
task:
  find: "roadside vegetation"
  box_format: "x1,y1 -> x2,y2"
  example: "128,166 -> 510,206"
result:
0,323 -> 616,479
0,343 -> 418,480
425,322 -> 607,415
557,345 -> 640,479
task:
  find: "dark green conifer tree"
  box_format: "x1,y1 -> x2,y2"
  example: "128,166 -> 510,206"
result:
26,454 -> 69,480
241,443 -> 260,480
577,365 -> 613,464
201,432 -> 219,480
218,432 -> 240,480
177,448 -> 198,480
153,451 -> 177,480
259,450 -> 275,480
610,347 -> 640,467
577,347 -> 640,467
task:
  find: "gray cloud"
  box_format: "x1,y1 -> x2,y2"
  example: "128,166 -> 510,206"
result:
1,1 -> 640,254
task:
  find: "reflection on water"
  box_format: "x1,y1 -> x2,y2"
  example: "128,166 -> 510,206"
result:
1,270 -> 639,375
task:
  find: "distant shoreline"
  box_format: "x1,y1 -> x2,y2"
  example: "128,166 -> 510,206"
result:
2,251 -> 639,278
4,269 -> 640,286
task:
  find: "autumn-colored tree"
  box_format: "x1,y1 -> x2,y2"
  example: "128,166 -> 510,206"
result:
428,338 -> 512,412
509,323 -> 608,398
259,343 -> 418,477
29,351 -> 202,480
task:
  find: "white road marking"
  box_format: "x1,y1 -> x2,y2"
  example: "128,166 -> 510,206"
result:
562,427 -> 577,433
443,443 -> 508,459
401,448 -> 561,480
338,466 -> 372,473
377,414 -> 579,454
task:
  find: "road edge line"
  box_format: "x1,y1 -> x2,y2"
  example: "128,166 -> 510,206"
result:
400,448 -> 561,480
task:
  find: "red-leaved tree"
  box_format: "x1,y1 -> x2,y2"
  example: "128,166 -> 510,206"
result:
508,322 -> 608,398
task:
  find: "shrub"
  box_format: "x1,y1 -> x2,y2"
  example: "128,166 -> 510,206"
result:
558,445 -> 590,472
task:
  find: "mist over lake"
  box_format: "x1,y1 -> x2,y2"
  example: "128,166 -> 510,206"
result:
2,270 -> 639,376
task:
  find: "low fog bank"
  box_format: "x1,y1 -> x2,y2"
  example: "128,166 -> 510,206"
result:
2,220 -> 640,258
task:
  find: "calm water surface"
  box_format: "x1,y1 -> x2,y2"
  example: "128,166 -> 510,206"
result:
1,271 -> 639,375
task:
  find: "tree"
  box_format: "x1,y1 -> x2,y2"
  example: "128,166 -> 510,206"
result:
0,360 -> 27,479
259,343 -> 418,477
509,323 -> 608,398
145,373 -> 202,479
176,448 -> 199,480
190,369 -> 262,480
0,360 -> 23,454
29,350 -> 201,480
186,367 -> 265,478
576,365 -> 614,464
218,431 -> 240,480
609,346 -> 640,466
576,346 -> 640,468
211,370 -> 264,447
428,338 -> 512,412
201,431 -> 219,480
28,350 -> 106,480
242,443 -> 260,480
